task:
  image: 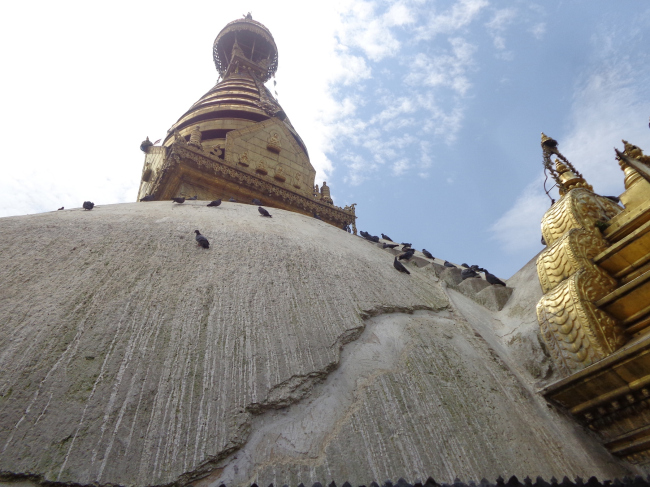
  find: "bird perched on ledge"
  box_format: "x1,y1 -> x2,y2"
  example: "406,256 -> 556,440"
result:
444,261 -> 455,268
484,270 -> 506,286
83,201 -> 94,210
383,243 -> 399,249
207,199 -> 222,207
172,197 -> 185,204
381,233 -> 393,241
140,195 -> 154,202
194,230 -> 209,249
461,268 -> 479,280
258,206 -> 272,217
393,257 -> 410,275
401,243 -> 412,249
57,207 -> 64,211
252,198 -> 262,205
398,249 -> 416,261
422,249 -> 434,259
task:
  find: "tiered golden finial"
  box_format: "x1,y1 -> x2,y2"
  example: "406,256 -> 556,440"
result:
617,140 -> 650,189
541,133 -> 593,196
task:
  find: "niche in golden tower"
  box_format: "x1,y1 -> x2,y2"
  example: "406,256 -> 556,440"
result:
136,15 -> 356,232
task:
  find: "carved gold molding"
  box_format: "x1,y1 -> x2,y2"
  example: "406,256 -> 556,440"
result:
541,188 -> 622,247
536,269 -> 627,375
537,228 -> 615,300
149,140 -> 356,226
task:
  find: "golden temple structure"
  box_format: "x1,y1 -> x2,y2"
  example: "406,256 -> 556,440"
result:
137,15 -> 357,232
535,131 -> 650,465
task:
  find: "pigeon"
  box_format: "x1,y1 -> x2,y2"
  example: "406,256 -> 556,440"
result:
57,207 -> 64,211
83,201 -> 94,210
187,195 -> 198,200
401,243 -> 412,248
422,249 -> 434,259
252,198 -> 262,205
207,199 -> 222,207
258,206 -> 272,217
194,230 -> 209,249
369,235 -> 380,243
398,249 -> 416,261
461,263 -> 469,268
484,269 -> 506,286
229,197 -> 237,202
313,213 -> 322,220
443,261 -> 455,268
393,257 -> 410,275
140,195 -> 154,201
461,268 -> 479,280
172,197 -> 185,204
381,233 -> 393,242
383,243 -> 399,249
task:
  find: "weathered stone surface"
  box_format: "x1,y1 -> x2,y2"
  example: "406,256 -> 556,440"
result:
475,284 -> 514,311
439,266 -> 463,286
456,276 -> 491,296
0,205 -> 634,486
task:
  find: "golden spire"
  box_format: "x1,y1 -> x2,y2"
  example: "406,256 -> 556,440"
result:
541,133 -> 592,196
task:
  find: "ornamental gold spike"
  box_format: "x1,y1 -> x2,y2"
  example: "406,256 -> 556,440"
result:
541,132 -> 592,195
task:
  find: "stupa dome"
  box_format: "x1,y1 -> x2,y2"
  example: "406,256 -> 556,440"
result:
0,201 -> 632,486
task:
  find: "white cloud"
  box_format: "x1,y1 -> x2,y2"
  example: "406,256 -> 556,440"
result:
415,0 -> 489,39
489,179 -> 549,253
485,8 -> 517,50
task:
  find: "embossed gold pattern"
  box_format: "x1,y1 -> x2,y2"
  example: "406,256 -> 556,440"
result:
536,270 -> 627,374
541,189 -> 622,247
537,229 -> 615,299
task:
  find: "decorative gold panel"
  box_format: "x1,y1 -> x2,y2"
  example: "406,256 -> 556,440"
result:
537,228 -> 616,299
537,269 -> 627,374
541,188 -> 622,247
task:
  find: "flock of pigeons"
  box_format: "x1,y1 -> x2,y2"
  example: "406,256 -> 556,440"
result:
67,197 -> 503,286
359,230 -> 506,285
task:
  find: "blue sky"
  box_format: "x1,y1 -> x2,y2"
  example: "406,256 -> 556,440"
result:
1,0 -> 649,278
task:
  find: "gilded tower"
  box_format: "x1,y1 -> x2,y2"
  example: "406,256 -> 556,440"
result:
137,15 -> 356,231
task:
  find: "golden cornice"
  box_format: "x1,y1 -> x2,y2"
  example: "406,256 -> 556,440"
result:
150,140 -> 355,224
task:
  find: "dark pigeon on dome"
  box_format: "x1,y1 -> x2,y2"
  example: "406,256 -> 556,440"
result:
383,243 -> 399,249
207,199 -> 222,207
187,195 -> 198,200
461,263 -> 469,268
443,261 -> 455,267
461,268 -> 479,280
252,198 -> 262,205
314,213 -> 323,220
172,197 -> 185,204
422,249 -> 434,259
194,230 -> 209,249
398,249 -> 416,261
369,235 -> 380,242
258,206 -> 272,217
229,197 -> 237,202
484,269 -> 506,286
83,201 -> 94,210
401,242 -> 412,248
381,233 -> 393,241
57,206 -> 64,211
393,257 -> 410,275
140,194 -> 154,202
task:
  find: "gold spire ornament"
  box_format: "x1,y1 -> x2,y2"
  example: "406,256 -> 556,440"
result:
541,133 -> 592,196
